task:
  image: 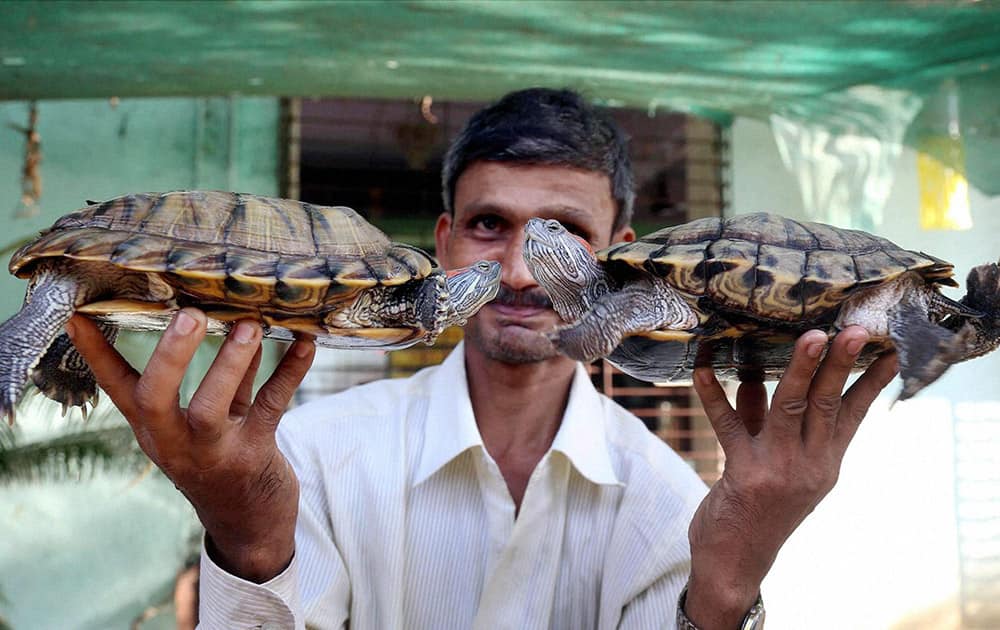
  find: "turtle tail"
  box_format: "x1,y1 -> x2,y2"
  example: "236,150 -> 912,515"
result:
0,265 -> 81,424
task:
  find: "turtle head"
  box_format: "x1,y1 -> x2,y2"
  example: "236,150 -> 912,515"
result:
523,217 -> 608,322
445,260 -> 502,325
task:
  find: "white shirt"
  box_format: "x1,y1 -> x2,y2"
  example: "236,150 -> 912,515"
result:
199,343 -> 708,629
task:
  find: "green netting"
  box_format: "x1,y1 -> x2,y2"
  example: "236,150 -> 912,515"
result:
1,0 -> 999,195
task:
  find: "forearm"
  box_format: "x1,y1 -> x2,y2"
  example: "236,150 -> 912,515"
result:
187,453 -> 301,583
203,524 -> 296,584
682,571 -> 761,629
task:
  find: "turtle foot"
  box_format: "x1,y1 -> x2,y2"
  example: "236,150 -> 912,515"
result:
953,260 -> 1000,361
0,334 -> 40,426
0,360 -> 32,426
892,318 -> 976,403
0,389 -> 18,426
31,331 -> 106,418
416,271 -> 453,341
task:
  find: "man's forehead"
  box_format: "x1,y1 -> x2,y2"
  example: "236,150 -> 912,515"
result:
453,162 -> 615,222
458,199 -> 594,223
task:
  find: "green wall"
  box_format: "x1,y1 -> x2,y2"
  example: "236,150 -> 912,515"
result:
0,96 -> 282,628
0,97 -> 280,316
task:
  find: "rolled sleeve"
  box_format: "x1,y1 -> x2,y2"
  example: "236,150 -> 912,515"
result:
616,569 -> 687,630
197,540 -> 303,630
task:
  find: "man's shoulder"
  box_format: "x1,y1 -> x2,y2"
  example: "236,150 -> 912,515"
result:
278,364 -> 438,448
601,396 -> 708,501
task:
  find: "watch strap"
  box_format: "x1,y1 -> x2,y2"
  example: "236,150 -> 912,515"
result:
676,583 -> 766,630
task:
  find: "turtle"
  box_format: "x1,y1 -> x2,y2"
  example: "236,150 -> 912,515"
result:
0,190 -> 501,424
522,213 -> 1000,402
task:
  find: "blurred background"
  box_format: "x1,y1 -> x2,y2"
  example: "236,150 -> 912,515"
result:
1,1 -> 999,627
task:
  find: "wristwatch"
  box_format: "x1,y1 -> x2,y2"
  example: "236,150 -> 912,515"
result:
676,584 -> 766,630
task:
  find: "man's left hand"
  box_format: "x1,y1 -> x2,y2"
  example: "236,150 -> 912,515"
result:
684,325 -> 899,629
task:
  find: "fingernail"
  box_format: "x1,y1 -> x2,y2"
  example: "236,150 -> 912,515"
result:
806,342 -> 824,359
65,320 -> 77,339
293,341 -> 312,358
234,321 -> 256,344
846,338 -> 866,356
174,311 -> 197,335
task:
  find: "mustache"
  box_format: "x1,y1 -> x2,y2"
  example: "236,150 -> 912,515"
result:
491,285 -> 553,309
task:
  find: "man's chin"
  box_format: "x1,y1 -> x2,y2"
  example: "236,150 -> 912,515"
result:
463,320 -> 561,364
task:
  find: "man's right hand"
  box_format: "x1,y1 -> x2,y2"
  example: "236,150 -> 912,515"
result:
66,308 -> 316,583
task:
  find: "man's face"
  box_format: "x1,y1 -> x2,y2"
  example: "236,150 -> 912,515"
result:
435,161 -> 634,364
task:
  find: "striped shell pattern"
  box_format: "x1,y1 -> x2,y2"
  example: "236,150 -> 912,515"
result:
10,190 -> 437,312
599,213 -> 956,322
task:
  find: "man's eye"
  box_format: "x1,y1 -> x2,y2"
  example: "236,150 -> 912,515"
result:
473,215 -> 501,232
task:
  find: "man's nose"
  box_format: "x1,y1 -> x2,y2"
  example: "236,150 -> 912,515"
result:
501,230 -> 536,290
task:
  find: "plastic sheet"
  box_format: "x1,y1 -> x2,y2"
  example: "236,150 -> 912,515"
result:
769,86 -> 922,231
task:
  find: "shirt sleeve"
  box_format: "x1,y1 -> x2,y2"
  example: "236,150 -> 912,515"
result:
616,568 -> 687,630
197,541 -> 303,630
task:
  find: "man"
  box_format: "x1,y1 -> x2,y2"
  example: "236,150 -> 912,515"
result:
67,88 -> 898,628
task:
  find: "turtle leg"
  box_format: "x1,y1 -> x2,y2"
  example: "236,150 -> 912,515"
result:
0,268 -> 82,424
413,270 -> 452,344
31,321 -> 118,418
888,288 -> 977,402
948,260 -> 1000,361
549,278 -> 699,363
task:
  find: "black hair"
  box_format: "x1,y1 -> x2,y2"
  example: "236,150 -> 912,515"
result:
441,88 -> 635,232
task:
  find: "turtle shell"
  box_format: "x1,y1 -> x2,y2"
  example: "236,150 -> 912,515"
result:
599,213 -> 956,323
9,190 -> 438,347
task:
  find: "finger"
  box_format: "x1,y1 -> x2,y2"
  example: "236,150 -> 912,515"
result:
693,367 -> 748,455
245,338 -> 316,440
802,326 -> 868,452
767,329 -> 828,440
833,351 -> 899,455
66,314 -> 140,417
189,320 -> 263,428
135,308 -> 207,422
230,345 -> 263,419
736,380 -> 768,437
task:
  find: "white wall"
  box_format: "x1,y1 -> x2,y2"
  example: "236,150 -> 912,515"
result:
730,117 -> 1000,629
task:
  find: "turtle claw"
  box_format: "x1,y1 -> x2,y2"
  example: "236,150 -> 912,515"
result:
415,271 -> 453,339
0,382 -> 24,427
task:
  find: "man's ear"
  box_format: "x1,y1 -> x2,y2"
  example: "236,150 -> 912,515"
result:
434,212 -> 453,267
611,225 -> 636,245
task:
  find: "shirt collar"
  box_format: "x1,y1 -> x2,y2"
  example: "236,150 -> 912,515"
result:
414,342 -> 621,488
551,362 -> 621,487
414,341 -> 484,486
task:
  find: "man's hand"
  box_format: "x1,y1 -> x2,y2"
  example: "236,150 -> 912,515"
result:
66,308 -> 316,583
684,326 -> 898,629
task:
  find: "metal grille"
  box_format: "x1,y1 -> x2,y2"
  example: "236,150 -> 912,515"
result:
588,360 -> 723,484
290,96 -> 726,482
